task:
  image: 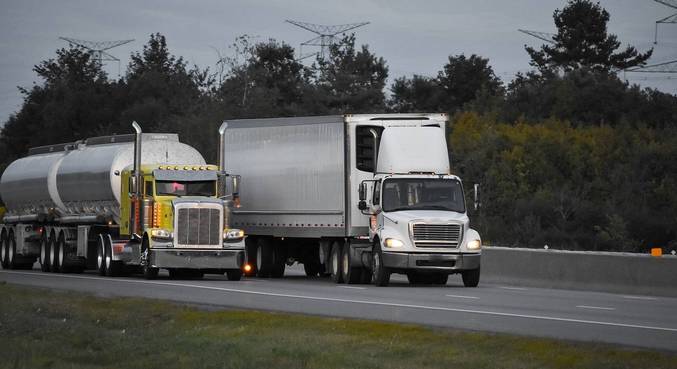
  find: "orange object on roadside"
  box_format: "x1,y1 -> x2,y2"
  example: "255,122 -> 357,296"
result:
651,248 -> 662,257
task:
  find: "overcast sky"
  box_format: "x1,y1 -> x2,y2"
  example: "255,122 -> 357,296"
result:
1,0 -> 675,123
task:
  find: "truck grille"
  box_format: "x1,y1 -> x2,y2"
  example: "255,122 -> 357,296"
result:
411,223 -> 462,248
176,208 -> 221,247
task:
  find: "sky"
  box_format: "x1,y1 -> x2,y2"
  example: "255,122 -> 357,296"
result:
0,0 -> 676,123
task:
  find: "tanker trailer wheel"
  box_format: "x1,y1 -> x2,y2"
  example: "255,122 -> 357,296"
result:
141,237 -> 158,280
48,231 -> 59,273
329,241 -> 343,284
0,230 -> 8,269
371,243 -> 391,287
255,238 -> 274,278
7,231 -> 17,270
55,233 -> 69,273
96,234 -> 107,276
341,243 -> 362,284
40,234 -> 51,272
461,267 -> 480,288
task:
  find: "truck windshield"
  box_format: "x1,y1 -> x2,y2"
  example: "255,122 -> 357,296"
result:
382,178 -> 465,213
156,181 -> 216,197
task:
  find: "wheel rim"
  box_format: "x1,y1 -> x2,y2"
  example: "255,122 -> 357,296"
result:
256,245 -> 262,271
40,240 -> 46,264
49,238 -> 56,267
105,248 -> 111,270
332,248 -> 338,275
59,242 -> 65,267
97,242 -> 103,270
342,251 -> 349,276
1,239 -> 6,263
8,239 -> 14,263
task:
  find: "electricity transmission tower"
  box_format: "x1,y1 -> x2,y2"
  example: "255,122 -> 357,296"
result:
518,29 -> 555,44
59,37 -> 134,76
285,20 -> 370,61
654,0 -> 677,44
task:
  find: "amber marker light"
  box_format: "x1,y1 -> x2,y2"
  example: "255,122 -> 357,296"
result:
243,264 -> 252,273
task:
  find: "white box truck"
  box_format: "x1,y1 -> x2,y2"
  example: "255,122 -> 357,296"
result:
223,113 -> 481,286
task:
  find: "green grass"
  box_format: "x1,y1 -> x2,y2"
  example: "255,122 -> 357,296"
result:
0,282 -> 675,369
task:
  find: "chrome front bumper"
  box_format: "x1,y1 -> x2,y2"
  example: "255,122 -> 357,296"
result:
149,248 -> 244,270
382,252 -> 480,272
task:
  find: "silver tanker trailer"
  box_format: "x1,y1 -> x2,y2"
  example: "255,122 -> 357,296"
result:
0,122 -> 245,280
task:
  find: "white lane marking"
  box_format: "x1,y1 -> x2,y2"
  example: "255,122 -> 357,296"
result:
2,270 -> 676,333
338,286 -> 367,290
622,295 -> 658,301
499,286 -> 528,291
445,294 -> 479,299
576,305 -> 616,311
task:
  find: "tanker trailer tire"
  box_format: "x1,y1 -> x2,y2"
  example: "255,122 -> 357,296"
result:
226,269 -> 242,281
7,231 -> 17,270
39,235 -> 51,272
371,243 -> 390,287
329,241 -> 343,284
0,231 -> 8,269
55,233 -> 69,273
341,243 -> 362,284
96,235 -> 107,276
461,267 -> 480,288
104,235 -> 122,277
48,231 -> 59,273
141,237 -> 159,280
255,238 -> 274,278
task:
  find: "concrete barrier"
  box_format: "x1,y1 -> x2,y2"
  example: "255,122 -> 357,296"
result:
481,246 -> 677,297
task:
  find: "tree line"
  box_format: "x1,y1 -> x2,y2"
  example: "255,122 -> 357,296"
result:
1,0 -> 675,252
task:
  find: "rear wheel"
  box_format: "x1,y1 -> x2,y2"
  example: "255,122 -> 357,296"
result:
40,235 -> 50,272
244,237 -> 257,277
462,268 -> 480,287
329,241 -> 343,284
226,269 -> 242,281
104,235 -> 122,277
55,234 -> 68,273
255,238 -> 274,278
270,242 -> 286,278
0,232 -> 8,269
341,243 -> 362,284
48,232 -> 58,273
371,243 -> 390,287
96,235 -> 107,276
7,232 -> 17,270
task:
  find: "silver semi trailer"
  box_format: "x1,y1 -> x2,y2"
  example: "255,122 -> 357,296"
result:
224,113 -> 482,287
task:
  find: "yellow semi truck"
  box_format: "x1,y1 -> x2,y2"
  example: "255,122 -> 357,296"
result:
0,122 -> 245,280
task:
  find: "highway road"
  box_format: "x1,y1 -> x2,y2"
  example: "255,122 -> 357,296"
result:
2,265 -> 676,352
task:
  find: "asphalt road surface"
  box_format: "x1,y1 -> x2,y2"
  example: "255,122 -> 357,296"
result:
2,265 -> 676,352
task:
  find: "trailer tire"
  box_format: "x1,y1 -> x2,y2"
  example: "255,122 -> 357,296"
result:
40,235 -> 51,272
461,267 -> 480,287
371,243 -> 390,287
48,231 -> 59,273
329,241 -> 343,284
270,243 -> 286,278
55,234 -> 70,273
96,235 -> 107,276
0,231 -> 8,269
7,232 -> 17,270
226,269 -> 242,281
255,238 -> 274,278
341,243 -> 362,284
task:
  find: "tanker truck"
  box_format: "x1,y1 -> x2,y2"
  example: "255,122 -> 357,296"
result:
0,122 -> 245,280
223,113 -> 482,287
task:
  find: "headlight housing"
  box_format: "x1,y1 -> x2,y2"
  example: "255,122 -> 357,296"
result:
224,228 -> 245,241
384,238 -> 404,248
150,228 -> 173,240
467,239 -> 481,250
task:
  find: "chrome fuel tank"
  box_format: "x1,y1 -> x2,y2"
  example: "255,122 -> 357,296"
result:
0,133 -> 205,223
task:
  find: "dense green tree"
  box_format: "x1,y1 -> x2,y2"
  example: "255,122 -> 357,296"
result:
526,0 -> 652,73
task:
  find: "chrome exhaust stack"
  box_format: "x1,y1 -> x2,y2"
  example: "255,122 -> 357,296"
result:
131,121 -> 142,236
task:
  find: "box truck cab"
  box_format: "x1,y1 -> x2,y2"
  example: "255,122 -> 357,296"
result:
224,113 -> 481,287
357,122 -> 481,286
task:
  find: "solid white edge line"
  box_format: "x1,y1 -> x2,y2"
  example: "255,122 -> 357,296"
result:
2,270 -> 676,333
445,294 -> 479,299
622,295 -> 658,301
498,286 -> 528,291
576,305 -> 616,311
338,286 -> 367,290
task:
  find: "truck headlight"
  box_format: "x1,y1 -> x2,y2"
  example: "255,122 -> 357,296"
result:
384,238 -> 404,248
150,228 -> 173,240
467,239 -> 481,250
224,229 -> 245,240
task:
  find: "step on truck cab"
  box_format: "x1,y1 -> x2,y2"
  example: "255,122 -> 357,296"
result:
0,122 -> 245,280
223,113 -> 481,287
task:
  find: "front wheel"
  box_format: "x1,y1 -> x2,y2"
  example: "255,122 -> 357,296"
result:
371,243 -> 390,287
226,269 -> 242,281
462,267 -> 480,287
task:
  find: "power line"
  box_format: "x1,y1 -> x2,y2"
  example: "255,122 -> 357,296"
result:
59,37 -> 134,77
285,20 -> 369,61
653,0 -> 677,44
518,29 -> 555,44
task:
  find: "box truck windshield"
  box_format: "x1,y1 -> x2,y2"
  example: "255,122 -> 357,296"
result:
156,180 -> 216,197
382,178 -> 465,213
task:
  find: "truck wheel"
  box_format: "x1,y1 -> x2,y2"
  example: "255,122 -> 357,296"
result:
226,269 -> 242,281
7,232 -> 17,270
48,232 -> 59,273
371,243 -> 390,287
255,238 -> 274,277
303,247 -> 321,277
56,235 -> 68,273
142,265 -> 159,280
430,274 -> 449,285
40,235 -> 51,272
462,267 -> 480,287
244,237 -> 257,276
341,244 -> 362,284
141,238 -> 158,280
105,236 -> 122,277
270,244 -> 286,278
329,241 -> 343,283
0,232 -> 8,269
406,272 -> 425,285
96,235 -> 107,276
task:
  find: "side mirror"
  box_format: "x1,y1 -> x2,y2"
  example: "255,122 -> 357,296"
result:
232,175 -> 240,196
358,182 -> 367,201
473,183 -> 481,211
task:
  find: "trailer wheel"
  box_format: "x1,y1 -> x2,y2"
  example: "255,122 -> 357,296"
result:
226,269 -> 242,281
40,234 -> 51,272
7,232 -> 17,270
371,243 -> 390,287
341,243 -> 362,284
96,235 -> 107,276
0,231 -> 8,269
270,242 -> 286,278
255,238 -> 274,278
48,231 -> 59,273
461,267 -> 480,287
329,241 -> 343,283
